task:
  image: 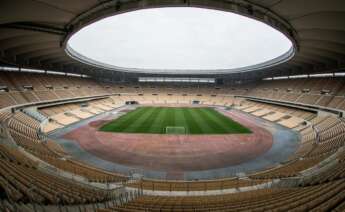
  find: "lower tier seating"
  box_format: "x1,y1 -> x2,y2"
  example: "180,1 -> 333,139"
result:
101,179 -> 345,212
0,145 -> 113,205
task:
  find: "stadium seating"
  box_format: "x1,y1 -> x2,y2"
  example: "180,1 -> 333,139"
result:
1,71 -> 345,210
102,180 -> 345,211
0,145 -> 115,205
128,178 -> 268,192
4,111 -> 128,184
2,71 -> 345,113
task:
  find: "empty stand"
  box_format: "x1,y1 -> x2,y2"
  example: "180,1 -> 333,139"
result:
0,71 -> 345,211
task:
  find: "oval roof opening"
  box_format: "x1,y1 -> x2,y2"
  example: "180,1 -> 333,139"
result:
67,7 -> 294,75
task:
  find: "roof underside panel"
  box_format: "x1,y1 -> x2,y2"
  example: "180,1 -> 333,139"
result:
0,0 -> 344,80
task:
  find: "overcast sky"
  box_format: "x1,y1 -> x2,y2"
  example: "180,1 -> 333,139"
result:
68,7 -> 292,71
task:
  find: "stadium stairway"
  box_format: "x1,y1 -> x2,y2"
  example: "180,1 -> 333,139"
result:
23,107 -> 47,123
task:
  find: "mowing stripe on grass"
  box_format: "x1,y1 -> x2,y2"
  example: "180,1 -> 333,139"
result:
164,107 -> 176,132
99,107 -> 251,134
194,108 -> 229,133
174,108 -> 189,133
205,108 -> 251,133
116,107 -> 151,132
100,107 -> 147,132
148,107 -> 167,133
181,108 -> 204,134
125,107 -> 158,133
198,108 -> 243,133
188,108 -> 215,134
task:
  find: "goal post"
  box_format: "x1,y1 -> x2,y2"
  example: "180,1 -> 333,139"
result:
165,126 -> 186,134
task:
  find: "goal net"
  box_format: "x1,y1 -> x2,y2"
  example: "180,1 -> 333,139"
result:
165,126 -> 186,134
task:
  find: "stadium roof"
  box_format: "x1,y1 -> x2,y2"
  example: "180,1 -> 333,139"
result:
67,7 -> 294,75
0,0 -> 345,81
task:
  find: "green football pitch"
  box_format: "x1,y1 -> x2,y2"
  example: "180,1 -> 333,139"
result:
99,107 -> 251,134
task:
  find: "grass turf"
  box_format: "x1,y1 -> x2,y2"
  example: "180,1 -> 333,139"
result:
99,107 -> 251,134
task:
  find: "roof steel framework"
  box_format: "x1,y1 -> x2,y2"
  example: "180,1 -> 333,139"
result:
0,0 -> 345,82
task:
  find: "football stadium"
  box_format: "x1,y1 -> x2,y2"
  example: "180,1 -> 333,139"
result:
0,0 -> 345,211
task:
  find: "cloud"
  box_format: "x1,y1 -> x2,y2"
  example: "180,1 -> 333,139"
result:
68,7 -> 292,71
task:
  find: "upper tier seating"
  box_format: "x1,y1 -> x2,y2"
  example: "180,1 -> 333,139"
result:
2,72 -> 345,113
0,71 -> 108,109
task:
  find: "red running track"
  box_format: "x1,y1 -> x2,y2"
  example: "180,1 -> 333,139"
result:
63,110 -> 273,172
